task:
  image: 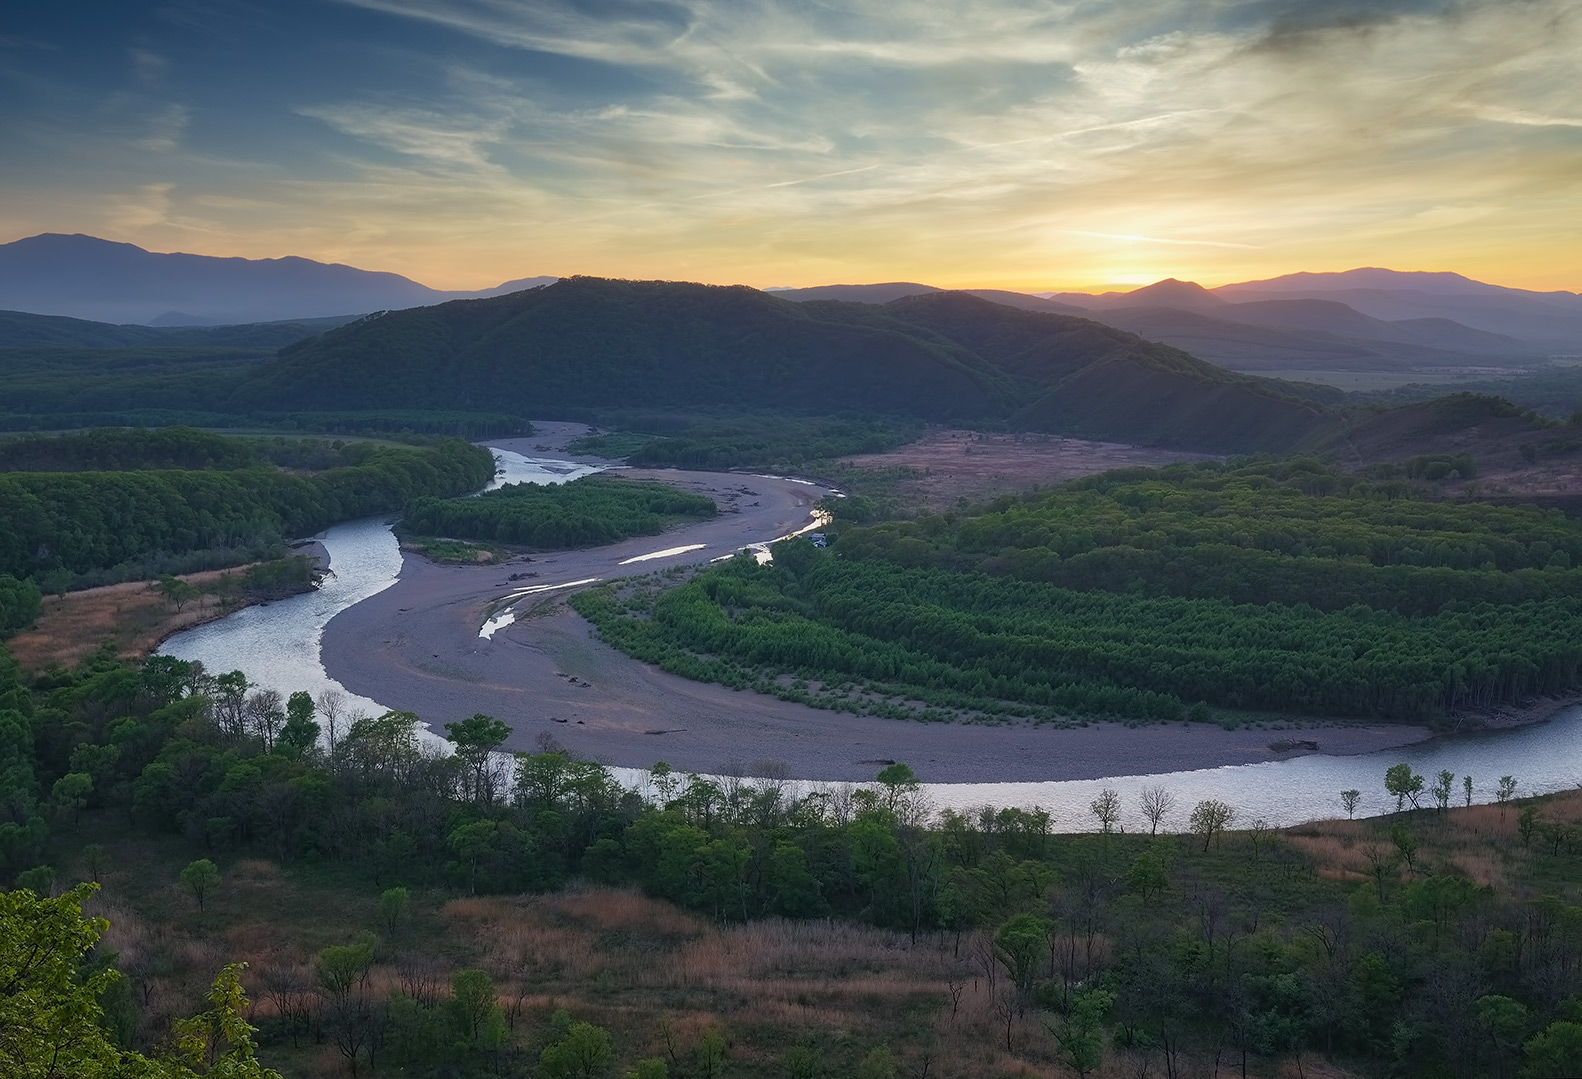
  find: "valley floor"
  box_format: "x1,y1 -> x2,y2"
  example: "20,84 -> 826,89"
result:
317,424 -> 1438,785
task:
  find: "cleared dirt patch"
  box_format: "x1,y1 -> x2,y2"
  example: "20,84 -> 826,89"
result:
839,428 -> 1217,509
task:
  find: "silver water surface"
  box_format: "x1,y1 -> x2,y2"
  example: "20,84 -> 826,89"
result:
158,448 -> 599,720
912,708 -> 1582,831
158,451 -> 1582,826
158,516 -> 402,721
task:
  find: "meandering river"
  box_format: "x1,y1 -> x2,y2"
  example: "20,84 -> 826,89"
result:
160,448 -> 1582,831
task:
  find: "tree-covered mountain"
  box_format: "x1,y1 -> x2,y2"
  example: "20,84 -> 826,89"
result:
0,307 -> 357,349
231,277 -> 1342,454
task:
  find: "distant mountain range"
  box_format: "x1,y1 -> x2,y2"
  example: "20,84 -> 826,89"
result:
0,233 -> 556,325
780,272 -> 1582,373
2,231 -> 1576,379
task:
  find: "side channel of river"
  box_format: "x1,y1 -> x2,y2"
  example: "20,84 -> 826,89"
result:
160,449 -> 1582,832
158,450 -> 604,740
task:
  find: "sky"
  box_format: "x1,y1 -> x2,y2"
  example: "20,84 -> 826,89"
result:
1,0 -> 1578,293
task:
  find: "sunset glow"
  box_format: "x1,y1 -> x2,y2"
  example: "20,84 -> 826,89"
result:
3,0 -> 1578,291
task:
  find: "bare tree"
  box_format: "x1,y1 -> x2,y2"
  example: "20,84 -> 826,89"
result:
1360,842 -> 1397,901
397,955 -> 444,1007
1139,785 -> 1176,835
211,670 -> 251,739
260,964 -> 316,1048
316,688 -> 346,753
244,688 -> 285,751
993,991 -> 1018,1053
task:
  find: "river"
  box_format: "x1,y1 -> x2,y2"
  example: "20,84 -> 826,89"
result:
160,448 -> 1582,832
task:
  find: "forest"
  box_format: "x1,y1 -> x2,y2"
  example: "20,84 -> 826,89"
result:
223,280 -> 1343,454
564,412 -> 922,472
570,458 -> 1582,724
832,457 -> 1582,615
4,645 -> 1582,1078
0,428 -> 494,586
401,475 -> 718,550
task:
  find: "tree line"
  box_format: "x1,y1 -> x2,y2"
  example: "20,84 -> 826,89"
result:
0,431 -> 493,584
401,475 -> 718,549
833,457 -> 1582,615
565,412 -> 923,471
573,548 -> 1582,722
6,647 -> 1582,1077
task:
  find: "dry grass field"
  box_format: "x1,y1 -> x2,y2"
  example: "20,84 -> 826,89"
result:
838,429 -> 1217,510
56,813 -> 1402,1079
1284,788 -> 1582,894
8,567 -> 251,671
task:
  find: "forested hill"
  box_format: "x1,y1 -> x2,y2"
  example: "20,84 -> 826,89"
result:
229,277 -> 1343,454
0,307 -> 354,349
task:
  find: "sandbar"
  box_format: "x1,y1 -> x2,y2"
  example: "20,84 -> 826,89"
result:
317,422 -> 1442,783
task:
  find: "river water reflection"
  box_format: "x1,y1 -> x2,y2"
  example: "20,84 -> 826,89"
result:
160,451 -> 1582,830
159,450 -> 603,741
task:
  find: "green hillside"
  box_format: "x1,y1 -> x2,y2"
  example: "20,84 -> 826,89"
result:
0,307 -> 352,349
230,278 -> 1345,454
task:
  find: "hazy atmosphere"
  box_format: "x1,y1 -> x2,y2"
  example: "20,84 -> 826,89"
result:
4,0 -> 1579,291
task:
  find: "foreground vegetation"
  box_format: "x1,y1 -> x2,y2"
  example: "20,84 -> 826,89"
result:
5,646 -> 1582,1078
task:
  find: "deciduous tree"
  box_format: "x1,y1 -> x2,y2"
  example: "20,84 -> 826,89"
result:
180,858 -> 220,912
1189,800 -> 1234,851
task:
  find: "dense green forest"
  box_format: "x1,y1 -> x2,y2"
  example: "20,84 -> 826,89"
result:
0,428 -> 494,586
5,647 -> 1582,1078
225,279 -> 1344,454
834,457 -> 1582,615
6,280 -> 1578,472
1371,365 -> 1582,421
0,341 -> 533,435
570,459 -> 1582,724
566,412 -> 923,471
0,306 -> 354,349
402,475 -> 718,549
575,554 -> 1582,722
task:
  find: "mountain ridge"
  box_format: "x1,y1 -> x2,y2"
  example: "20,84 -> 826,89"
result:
0,233 -> 557,325
228,276 -> 1343,455
5,231 -> 1574,370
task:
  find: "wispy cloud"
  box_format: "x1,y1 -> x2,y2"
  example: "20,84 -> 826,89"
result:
1469,105 -> 1582,128
5,0 -> 1579,290
1066,230 -> 1261,250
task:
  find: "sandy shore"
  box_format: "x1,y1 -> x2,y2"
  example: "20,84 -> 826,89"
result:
310,421 -> 1448,784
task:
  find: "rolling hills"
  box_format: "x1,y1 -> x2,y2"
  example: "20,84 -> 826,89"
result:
0,307 -> 357,349
229,276 -> 1343,454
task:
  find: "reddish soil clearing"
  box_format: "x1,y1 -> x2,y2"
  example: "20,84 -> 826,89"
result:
10,569 -> 244,672
839,428 -> 1218,508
